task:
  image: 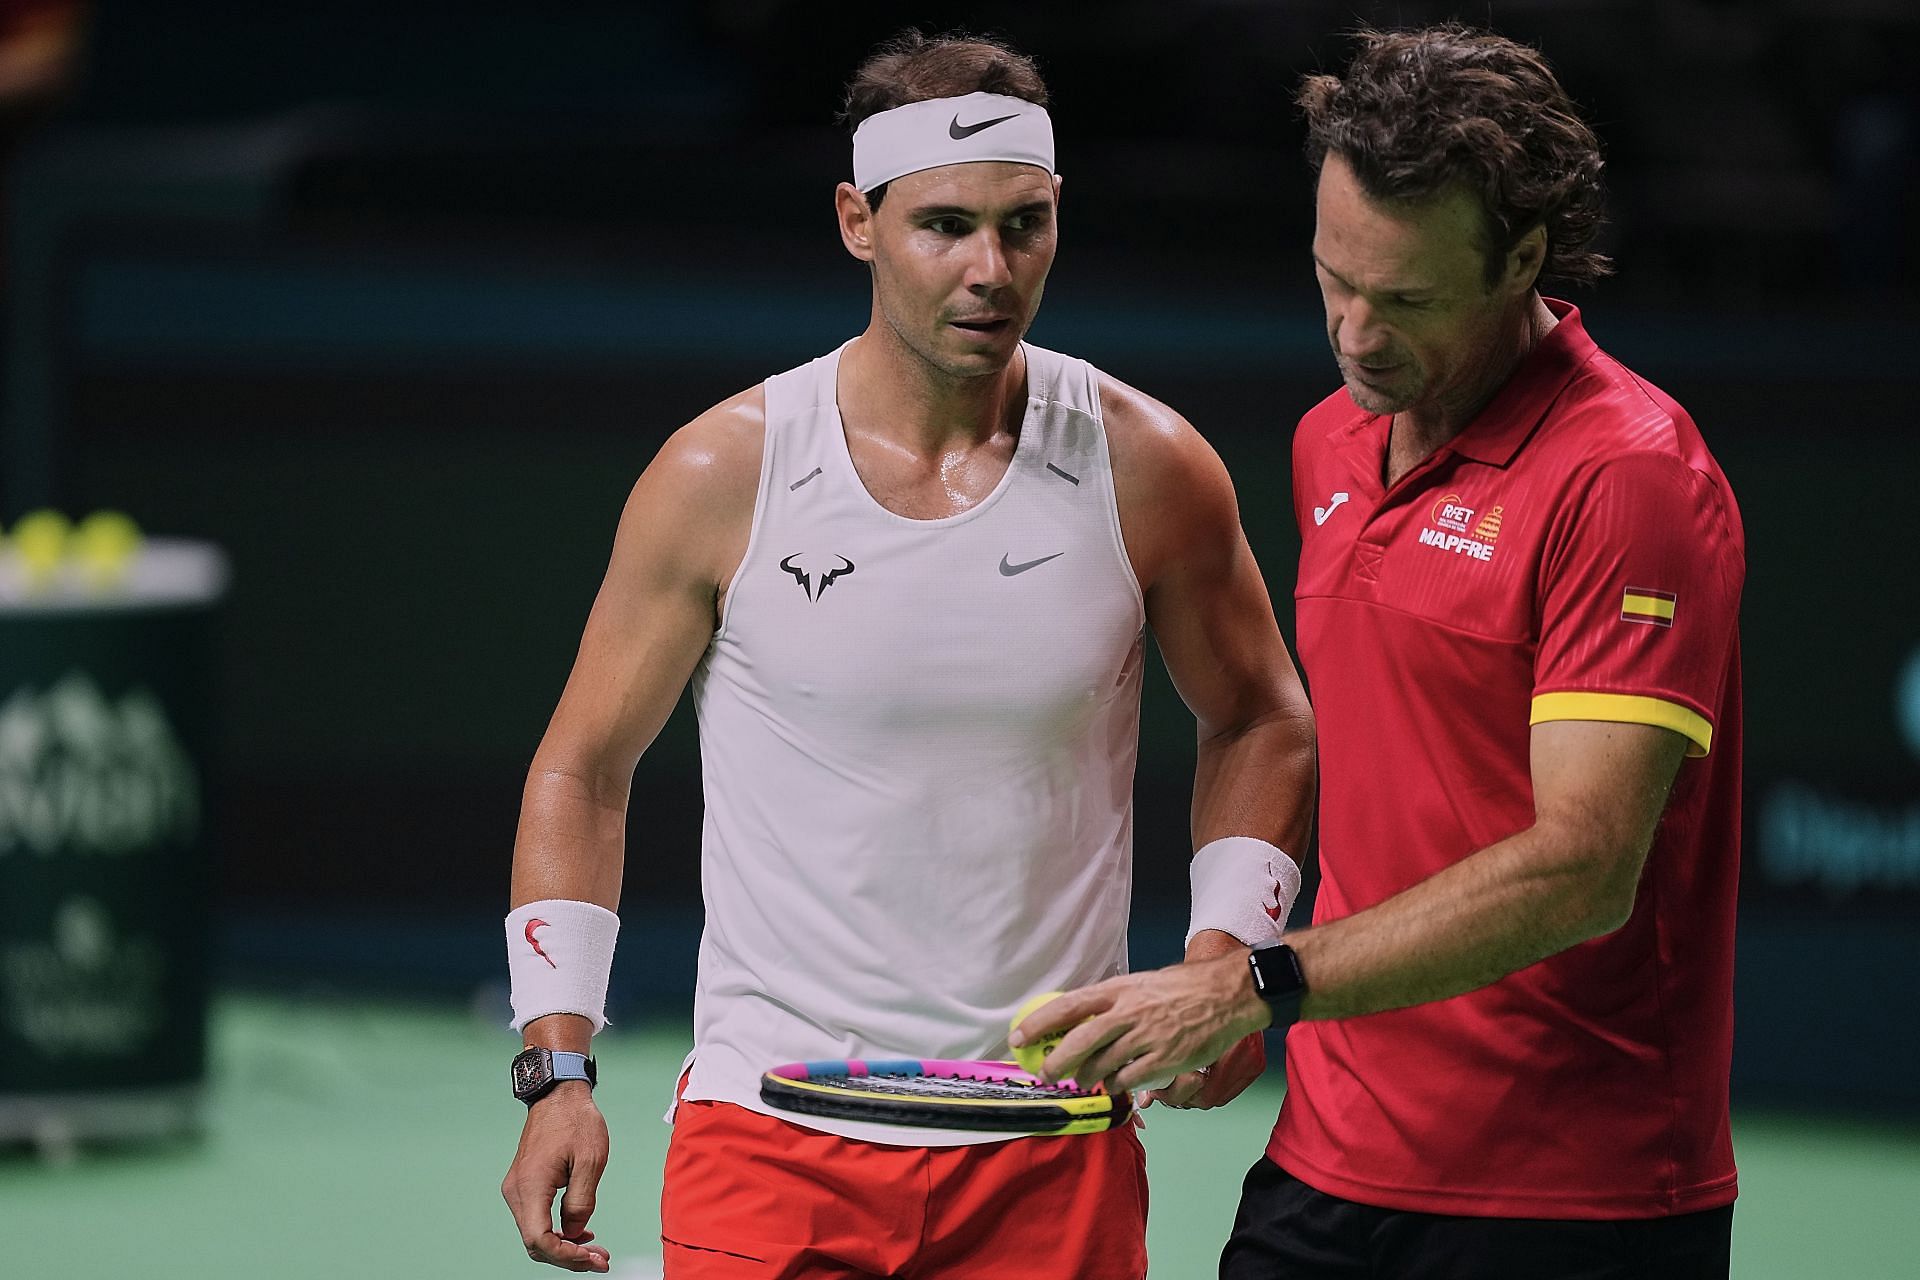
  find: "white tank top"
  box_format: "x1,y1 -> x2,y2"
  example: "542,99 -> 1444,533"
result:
678,340 -> 1147,1144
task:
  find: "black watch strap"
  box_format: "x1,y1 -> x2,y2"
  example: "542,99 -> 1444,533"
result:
1247,943 -> 1308,1030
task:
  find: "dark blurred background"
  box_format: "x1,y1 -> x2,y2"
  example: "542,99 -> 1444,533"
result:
3,0 -> 1917,1110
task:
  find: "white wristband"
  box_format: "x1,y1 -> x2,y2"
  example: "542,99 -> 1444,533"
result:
1186,836 -> 1300,950
505,899 -> 620,1034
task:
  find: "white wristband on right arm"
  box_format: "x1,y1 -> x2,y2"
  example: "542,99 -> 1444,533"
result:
505,899 -> 620,1034
1185,836 -> 1301,950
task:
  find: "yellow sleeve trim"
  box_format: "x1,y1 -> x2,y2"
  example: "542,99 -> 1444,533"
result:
1530,692 -> 1712,757
1621,592 -> 1676,621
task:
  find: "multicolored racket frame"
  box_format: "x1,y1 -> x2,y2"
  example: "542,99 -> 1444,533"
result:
760,1058 -> 1130,1135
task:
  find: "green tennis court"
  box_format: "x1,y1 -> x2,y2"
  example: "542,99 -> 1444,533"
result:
2,993 -> 1915,1278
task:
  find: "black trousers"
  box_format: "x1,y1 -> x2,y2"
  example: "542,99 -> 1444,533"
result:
1220,1158 -> 1733,1280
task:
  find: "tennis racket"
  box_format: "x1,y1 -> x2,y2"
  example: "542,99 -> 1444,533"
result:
760,1058 -> 1130,1135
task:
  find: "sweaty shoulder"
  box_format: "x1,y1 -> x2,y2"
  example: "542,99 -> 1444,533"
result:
1096,370 -> 1239,588
625,384 -> 766,593
653,385 -> 766,493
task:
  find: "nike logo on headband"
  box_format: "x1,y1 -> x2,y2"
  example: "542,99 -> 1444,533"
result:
949,112 -> 1018,139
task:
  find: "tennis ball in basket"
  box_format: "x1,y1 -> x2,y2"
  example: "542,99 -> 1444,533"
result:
72,510 -> 143,589
10,509 -> 70,586
1010,991 -> 1071,1076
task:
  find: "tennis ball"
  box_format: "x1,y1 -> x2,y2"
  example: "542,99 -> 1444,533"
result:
10,509 -> 71,586
72,510 -> 144,589
1010,990 -> 1070,1076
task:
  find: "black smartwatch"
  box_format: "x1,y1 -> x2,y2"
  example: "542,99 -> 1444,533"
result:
1247,943 -> 1308,1030
510,1046 -> 597,1106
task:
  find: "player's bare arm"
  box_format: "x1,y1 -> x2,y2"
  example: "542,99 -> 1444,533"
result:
1091,375 -> 1316,1106
501,389 -> 763,1273
1029,717 -> 1689,1092
1103,377 -> 1315,853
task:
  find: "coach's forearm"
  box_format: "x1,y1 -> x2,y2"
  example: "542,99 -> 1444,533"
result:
1191,704 -> 1317,859
1288,822 -> 1638,1022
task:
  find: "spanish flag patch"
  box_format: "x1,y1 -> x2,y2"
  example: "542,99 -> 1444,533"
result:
1620,587 -> 1676,627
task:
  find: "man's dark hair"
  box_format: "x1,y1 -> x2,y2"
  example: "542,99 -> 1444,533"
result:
840,29 -> 1050,211
1298,24 -> 1611,286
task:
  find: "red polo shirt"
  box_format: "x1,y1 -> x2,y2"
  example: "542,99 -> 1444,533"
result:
1271,302 -> 1744,1219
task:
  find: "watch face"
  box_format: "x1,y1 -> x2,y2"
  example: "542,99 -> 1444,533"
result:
511,1048 -> 551,1099
1251,945 -> 1307,1003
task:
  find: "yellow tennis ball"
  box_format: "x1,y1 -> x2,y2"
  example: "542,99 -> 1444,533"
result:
72,510 -> 144,589
10,509 -> 71,585
1010,990 -> 1071,1076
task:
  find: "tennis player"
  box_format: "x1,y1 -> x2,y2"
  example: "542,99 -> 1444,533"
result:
1020,25 -> 1746,1278
497,30 -> 1316,1278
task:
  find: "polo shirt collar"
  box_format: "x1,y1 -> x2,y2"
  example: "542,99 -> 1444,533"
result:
1442,298 -> 1596,467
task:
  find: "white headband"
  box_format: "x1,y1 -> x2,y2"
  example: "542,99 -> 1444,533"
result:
852,91 -> 1055,193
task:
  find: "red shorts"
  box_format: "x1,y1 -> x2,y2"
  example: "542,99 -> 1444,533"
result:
660,1098 -> 1148,1279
